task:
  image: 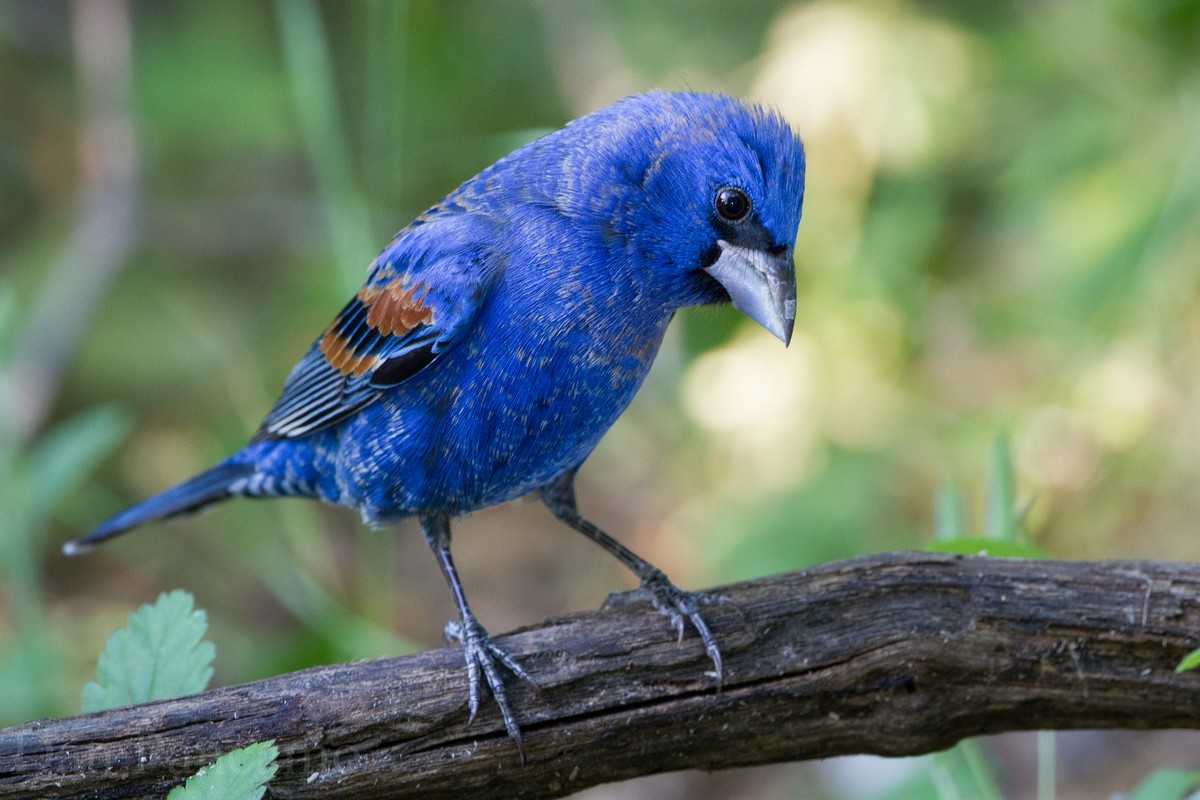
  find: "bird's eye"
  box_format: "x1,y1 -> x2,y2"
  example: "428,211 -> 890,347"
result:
715,187 -> 752,222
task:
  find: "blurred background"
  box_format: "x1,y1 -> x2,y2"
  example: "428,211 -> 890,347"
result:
2,1 -> 1200,797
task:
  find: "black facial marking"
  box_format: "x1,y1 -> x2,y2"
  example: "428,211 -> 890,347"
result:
710,212 -> 779,254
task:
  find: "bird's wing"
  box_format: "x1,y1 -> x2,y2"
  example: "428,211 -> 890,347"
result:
257,215 -> 502,440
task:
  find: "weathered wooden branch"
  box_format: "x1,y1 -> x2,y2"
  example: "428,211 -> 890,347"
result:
3,553 -> 1200,799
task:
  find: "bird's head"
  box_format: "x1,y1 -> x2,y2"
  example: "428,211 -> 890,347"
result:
559,92 -> 806,345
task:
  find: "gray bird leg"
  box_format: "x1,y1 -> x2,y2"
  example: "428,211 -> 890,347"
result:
539,469 -> 725,684
421,512 -> 534,760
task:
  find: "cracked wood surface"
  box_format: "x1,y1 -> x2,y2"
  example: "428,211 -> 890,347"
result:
2,553 -> 1200,799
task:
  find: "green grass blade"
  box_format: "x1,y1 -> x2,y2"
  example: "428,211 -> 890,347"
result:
275,0 -> 375,295
984,434 -> 1018,541
23,405 -> 130,525
1127,768 -> 1200,800
935,479 -> 968,541
1037,730 -> 1055,800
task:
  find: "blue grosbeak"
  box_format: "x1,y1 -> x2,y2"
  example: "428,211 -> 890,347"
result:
66,91 -> 806,752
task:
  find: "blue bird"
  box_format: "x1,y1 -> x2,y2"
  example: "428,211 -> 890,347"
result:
66,91 -> 806,753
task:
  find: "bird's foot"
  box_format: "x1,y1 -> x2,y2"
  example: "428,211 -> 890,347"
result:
444,615 -> 537,760
607,567 -> 728,685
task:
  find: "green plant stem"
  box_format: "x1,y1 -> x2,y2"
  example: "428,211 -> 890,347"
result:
275,0 -> 376,295
1037,730 -> 1056,800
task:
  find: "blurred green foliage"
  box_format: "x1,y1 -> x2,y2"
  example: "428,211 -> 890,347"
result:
2,1 -> 1200,798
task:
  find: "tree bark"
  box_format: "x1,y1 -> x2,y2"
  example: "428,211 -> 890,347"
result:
3,553 -> 1200,799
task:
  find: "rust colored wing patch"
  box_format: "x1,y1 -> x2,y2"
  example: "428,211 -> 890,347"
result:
318,282 -> 435,378
256,210 -> 504,441
364,282 -> 435,335
258,279 -> 442,439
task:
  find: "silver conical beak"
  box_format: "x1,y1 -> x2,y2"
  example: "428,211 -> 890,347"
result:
705,240 -> 796,345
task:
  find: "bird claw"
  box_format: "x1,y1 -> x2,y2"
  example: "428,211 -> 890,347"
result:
634,568 -> 728,686
444,616 -> 536,761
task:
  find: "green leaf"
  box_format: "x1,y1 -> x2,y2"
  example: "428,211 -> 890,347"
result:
1175,647 -> 1200,674
1127,768 -> 1200,800
925,537 -> 1050,559
167,741 -> 279,800
82,590 -> 215,712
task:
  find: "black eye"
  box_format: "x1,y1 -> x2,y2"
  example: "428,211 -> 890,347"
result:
715,186 -> 751,222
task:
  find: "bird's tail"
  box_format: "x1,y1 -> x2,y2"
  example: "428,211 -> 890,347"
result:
62,462 -> 257,555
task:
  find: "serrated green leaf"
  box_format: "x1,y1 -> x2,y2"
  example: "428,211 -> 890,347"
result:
1175,648 -> 1200,674
82,590 -> 215,712
925,537 -> 1049,559
1127,768 -> 1200,800
167,741 -> 279,800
